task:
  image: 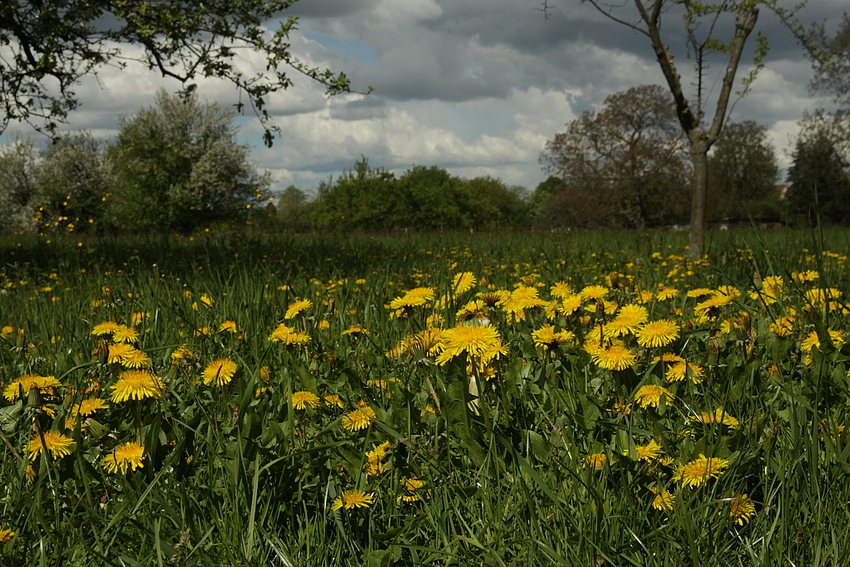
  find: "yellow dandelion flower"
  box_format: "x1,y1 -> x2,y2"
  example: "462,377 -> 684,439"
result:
131,311 -> 149,325
341,325 -> 369,337
107,342 -> 136,364
171,344 -> 194,362
687,287 -> 715,298
650,487 -> 675,510
111,325 -> 139,343
655,286 -> 680,301
769,316 -> 795,337
580,285 -> 609,301
592,343 -> 636,371
531,324 -> 574,349
202,358 -> 238,386
342,404 -> 376,431
606,304 -> 649,337
324,394 -> 344,408
292,391 -> 320,409
398,478 -> 429,503
457,299 -> 487,322
92,321 -> 120,336
3,374 -> 62,402
431,324 -> 505,366
800,329 -> 846,353
636,320 -> 681,348
71,398 -> 109,416
726,492 -> 756,525
694,294 -> 733,319
388,328 -> 443,359
101,441 -> 145,474
426,313 -> 444,328
27,430 -> 75,460
559,294 -> 584,315
584,453 -> 607,469
284,299 -> 313,319
665,361 -> 705,384
634,384 -> 674,409
0,527 -> 15,543
452,272 -> 476,295
674,454 -> 729,487
792,270 -> 819,283
628,439 -> 664,462
691,409 -> 739,428
550,281 -> 573,300
268,323 -> 311,345
389,287 -> 435,310
119,347 -> 150,369
477,289 -> 510,307
110,370 -> 164,402
218,320 -> 238,333
331,489 -> 373,510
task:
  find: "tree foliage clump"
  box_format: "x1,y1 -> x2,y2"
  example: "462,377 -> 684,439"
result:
809,12 -> 850,107
707,120 -> 780,221
539,85 -> 691,229
0,0 -> 350,145
0,138 -> 40,230
310,158 -> 530,232
786,111 -> 850,225
32,134 -> 113,234
107,90 -> 271,233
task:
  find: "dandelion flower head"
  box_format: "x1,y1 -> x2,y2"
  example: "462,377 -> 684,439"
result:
634,384 -> 674,409
110,370 -> 164,402
202,358 -> 238,387
102,441 -> 145,474
674,454 -> 730,487
331,489 -> 374,511
27,430 -> 75,460
284,299 -> 313,320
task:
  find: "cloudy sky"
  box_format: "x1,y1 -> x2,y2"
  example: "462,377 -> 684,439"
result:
3,0 -> 848,196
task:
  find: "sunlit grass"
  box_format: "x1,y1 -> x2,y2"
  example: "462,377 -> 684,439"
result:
0,228 -> 849,566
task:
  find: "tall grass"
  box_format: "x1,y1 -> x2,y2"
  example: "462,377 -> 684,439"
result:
0,228 -> 849,566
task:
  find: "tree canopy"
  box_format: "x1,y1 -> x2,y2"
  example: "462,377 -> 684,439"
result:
107,89 -> 271,233
0,0 -> 350,145
311,158 -> 530,232
707,120 -> 780,220
809,12 -> 850,106
539,85 -> 691,228
786,111 -> 850,225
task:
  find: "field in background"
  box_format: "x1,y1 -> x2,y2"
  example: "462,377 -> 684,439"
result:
1,228 -> 849,566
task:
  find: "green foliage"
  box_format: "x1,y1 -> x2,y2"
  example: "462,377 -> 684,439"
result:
276,185 -> 314,232
311,158 -> 531,232
0,137 -> 39,231
31,134 -> 113,235
707,120 -> 781,220
539,85 -> 691,229
107,90 -> 271,233
809,12 -> 850,107
0,1 -> 350,144
787,111 -> 850,225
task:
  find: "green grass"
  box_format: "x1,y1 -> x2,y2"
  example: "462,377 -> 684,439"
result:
0,228 -> 849,566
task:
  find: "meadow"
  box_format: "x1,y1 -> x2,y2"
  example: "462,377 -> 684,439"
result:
1,228 -> 849,566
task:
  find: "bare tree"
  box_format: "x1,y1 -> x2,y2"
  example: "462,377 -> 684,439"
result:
546,1 -> 808,256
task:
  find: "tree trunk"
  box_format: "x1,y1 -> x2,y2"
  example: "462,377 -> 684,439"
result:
688,130 -> 709,258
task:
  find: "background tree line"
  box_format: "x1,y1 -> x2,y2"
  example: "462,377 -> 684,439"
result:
0,90 -> 271,235
3,6 -> 849,235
